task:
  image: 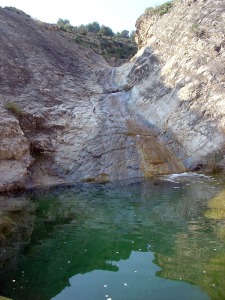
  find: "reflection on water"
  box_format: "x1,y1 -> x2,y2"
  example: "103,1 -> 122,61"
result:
0,174 -> 225,299
0,196 -> 34,264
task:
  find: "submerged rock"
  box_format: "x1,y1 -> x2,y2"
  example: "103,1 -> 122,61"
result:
0,195 -> 35,263
205,189 -> 225,220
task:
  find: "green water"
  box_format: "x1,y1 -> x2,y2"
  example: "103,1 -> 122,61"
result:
1,173 -> 225,300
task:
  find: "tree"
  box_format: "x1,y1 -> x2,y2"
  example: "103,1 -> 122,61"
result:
98,25 -> 114,37
75,24 -> 88,35
129,30 -> 136,41
120,30 -> 129,39
86,21 -> 100,33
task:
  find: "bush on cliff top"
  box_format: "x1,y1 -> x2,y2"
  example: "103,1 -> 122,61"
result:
145,1 -> 173,16
53,20 -> 137,63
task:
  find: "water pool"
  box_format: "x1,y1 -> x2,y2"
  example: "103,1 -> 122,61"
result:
0,173 -> 225,299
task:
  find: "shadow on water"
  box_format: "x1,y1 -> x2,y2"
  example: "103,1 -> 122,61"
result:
0,174 -> 225,299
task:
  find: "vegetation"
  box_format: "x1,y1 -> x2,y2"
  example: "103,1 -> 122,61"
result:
4,102 -> 22,116
116,30 -> 129,39
52,20 -> 137,64
191,23 -> 206,38
207,152 -> 223,173
56,18 -> 73,31
86,21 -> 100,33
74,34 -> 136,60
56,20 -> 132,38
98,25 -> 114,37
145,1 -> 174,16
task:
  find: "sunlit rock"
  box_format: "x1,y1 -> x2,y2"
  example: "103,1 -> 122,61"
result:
1,0 -> 225,191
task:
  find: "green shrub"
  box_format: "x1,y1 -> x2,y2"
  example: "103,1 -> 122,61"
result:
145,1 -> 173,16
53,19 -> 137,63
98,25 -> 114,37
86,21 -> 100,33
4,102 -> 22,116
56,18 -> 72,31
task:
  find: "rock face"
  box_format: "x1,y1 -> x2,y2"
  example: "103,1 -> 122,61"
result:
1,1 -> 225,191
133,0 -> 225,169
0,114 -> 33,191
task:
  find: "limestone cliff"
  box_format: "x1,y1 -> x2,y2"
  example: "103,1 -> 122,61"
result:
132,0 -> 225,169
1,1 -> 225,191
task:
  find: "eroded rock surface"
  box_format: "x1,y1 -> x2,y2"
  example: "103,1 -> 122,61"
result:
0,114 -> 33,191
2,1 -> 225,191
133,0 -> 225,169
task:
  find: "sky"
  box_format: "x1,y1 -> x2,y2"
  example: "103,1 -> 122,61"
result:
0,0 -> 167,33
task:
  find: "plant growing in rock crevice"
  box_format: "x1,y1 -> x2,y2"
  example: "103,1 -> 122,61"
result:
206,151 -> 224,174
191,23 -> 207,38
4,102 -> 23,116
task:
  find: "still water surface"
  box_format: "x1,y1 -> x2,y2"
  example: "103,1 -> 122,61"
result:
1,173 -> 225,299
